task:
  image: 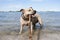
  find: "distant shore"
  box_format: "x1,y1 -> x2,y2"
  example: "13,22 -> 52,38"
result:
0,11 -> 60,12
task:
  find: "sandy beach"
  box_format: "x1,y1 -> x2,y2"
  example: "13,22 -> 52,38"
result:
0,28 -> 60,40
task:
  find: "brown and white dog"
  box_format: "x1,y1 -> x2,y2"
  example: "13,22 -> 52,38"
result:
19,7 -> 43,34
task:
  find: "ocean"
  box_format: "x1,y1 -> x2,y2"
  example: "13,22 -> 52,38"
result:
0,11 -> 60,33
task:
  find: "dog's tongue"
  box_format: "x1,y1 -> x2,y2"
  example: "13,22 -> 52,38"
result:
30,14 -> 35,17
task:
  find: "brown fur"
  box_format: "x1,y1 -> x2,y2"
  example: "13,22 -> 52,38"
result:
19,7 -> 43,34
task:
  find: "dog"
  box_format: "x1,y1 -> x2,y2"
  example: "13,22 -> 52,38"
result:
19,7 -> 43,34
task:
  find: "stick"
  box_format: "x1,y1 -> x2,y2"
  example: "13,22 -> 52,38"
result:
29,15 -> 33,40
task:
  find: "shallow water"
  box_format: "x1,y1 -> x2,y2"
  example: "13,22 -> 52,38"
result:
0,11 -> 60,34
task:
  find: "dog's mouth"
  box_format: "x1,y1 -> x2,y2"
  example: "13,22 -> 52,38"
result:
27,10 -> 36,16
23,10 -> 36,19
26,14 -> 34,17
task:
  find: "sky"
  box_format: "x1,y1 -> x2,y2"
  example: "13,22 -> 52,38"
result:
0,0 -> 60,11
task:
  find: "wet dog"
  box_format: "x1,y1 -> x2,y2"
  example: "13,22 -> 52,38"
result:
19,7 -> 43,34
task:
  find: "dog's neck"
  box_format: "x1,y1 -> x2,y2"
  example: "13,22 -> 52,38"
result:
22,14 -> 29,21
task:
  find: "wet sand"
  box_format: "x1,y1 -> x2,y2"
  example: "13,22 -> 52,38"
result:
0,28 -> 60,40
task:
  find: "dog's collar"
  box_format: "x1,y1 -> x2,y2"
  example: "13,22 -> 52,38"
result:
21,14 -> 29,21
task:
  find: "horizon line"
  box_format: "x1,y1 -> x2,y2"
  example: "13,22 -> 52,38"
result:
0,10 -> 60,12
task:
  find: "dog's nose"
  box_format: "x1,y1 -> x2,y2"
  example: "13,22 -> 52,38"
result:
34,10 -> 36,13
33,10 -> 36,15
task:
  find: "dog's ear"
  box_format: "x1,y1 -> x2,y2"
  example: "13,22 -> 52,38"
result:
20,9 -> 24,12
30,7 -> 32,8
29,7 -> 33,10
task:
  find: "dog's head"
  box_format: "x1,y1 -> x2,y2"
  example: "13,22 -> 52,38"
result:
20,7 -> 36,17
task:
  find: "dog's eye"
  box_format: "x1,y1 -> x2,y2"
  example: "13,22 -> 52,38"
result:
28,10 -> 31,11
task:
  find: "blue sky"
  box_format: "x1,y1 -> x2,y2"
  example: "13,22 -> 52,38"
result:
0,0 -> 60,11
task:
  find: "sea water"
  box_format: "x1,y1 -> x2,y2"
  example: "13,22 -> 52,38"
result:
0,11 -> 60,32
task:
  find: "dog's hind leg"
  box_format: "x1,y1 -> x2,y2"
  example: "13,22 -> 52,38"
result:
33,24 -> 36,30
37,15 -> 43,29
35,14 -> 43,26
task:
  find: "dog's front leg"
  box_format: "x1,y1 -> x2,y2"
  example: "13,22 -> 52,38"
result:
19,24 -> 24,34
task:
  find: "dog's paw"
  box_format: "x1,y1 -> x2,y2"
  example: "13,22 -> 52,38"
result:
19,32 -> 22,35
